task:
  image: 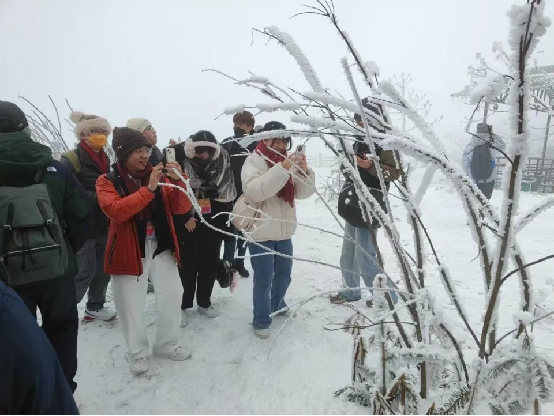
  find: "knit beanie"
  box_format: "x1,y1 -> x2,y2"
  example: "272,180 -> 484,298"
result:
0,101 -> 28,133
112,127 -> 152,162
184,130 -> 220,160
70,111 -> 111,139
126,118 -> 152,133
477,123 -> 492,134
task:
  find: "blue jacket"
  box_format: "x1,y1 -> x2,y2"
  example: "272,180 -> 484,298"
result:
0,281 -> 78,414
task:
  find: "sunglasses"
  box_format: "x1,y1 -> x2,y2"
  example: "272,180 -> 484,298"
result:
195,146 -> 215,156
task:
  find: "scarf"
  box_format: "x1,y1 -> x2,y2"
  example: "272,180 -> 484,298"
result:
255,141 -> 294,207
79,141 -> 108,174
117,162 -> 153,221
183,151 -> 236,203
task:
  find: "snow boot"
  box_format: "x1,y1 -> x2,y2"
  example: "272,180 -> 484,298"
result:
130,357 -> 149,376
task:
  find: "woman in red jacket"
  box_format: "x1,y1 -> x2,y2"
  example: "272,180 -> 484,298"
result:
96,127 -> 193,376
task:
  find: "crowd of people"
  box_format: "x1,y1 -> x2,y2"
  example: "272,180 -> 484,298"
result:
2,97 -> 497,413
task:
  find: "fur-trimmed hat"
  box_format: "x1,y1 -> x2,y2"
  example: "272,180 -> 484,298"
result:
70,111 -> 112,139
126,118 -> 152,133
112,127 -> 152,162
184,130 -> 220,160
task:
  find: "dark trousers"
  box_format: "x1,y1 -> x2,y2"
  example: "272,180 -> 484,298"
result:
179,223 -> 223,309
477,181 -> 495,199
74,234 -> 110,311
15,276 -> 79,393
222,225 -> 248,265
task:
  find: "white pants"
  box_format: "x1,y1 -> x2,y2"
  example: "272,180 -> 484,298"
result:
112,239 -> 183,359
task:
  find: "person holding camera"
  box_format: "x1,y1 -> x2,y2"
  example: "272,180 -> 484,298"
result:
96,127 -> 193,376
220,111 -> 257,278
240,121 -> 315,339
178,131 -> 236,325
331,102 -> 400,306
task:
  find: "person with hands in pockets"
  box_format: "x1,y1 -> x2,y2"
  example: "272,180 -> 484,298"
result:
96,127 -> 193,376
240,121 -> 315,339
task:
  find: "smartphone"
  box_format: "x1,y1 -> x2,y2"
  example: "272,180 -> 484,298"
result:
165,147 -> 176,164
296,144 -> 306,156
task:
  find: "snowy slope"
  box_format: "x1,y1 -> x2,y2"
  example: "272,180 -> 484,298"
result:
76,166 -> 554,414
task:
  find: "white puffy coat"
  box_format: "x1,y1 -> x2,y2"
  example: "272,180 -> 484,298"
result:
241,152 -> 316,242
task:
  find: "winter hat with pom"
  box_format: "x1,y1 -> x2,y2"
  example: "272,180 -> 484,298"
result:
476,123 -> 492,135
112,127 -> 152,162
70,111 -> 112,139
184,130 -> 220,160
0,100 -> 28,133
126,118 -> 152,133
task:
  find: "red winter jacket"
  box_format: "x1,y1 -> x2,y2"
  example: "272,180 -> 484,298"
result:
96,174 -> 192,276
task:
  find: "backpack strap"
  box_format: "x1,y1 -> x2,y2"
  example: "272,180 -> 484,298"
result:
63,150 -> 82,175
106,171 -> 127,199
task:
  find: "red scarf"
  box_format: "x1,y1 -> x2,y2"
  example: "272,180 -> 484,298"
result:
255,141 -> 294,207
117,162 -> 153,221
79,141 -> 108,174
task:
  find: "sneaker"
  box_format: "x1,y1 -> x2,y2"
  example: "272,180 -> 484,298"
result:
84,307 -> 117,322
198,305 -> 221,318
254,328 -> 270,339
277,308 -> 297,318
154,346 -> 192,361
130,357 -> 149,376
234,261 -> 250,278
181,310 -> 188,327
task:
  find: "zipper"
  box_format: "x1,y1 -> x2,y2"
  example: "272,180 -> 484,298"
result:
2,244 -> 61,256
108,233 -> 118,265
131,219 -> 142,278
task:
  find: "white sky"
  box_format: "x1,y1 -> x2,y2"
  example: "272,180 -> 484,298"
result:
1,0 -> 553,158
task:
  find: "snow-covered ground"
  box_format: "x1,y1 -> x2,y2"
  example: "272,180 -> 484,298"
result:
76,165 -> 554,414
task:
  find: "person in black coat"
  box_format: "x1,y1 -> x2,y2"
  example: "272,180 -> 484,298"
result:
60,111 -> 116,322
0,280 -> 79,414
220,111 -> 257,277
330,100 -> 400,305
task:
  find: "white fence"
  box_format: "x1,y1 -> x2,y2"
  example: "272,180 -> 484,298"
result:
306,154 -> 337,167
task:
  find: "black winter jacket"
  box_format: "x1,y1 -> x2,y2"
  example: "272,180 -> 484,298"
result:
337,141 -> 399,229
60,146 -> 110,238
221,135 -> 256,199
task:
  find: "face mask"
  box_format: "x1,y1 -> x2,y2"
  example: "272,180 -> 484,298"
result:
88,134 -> 107,150
234,127 -> 246,137
193,157 -> 211,167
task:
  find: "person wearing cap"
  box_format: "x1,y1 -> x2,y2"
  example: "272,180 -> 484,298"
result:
331,101 -> 400,306
241,121 -> 315,339
60,111 -> 116,322
126,118 -> 164,166
0,100 -> 93,393
178,131 -> 236,325
221,111 -> 257,278
462,122 -> 506,199
96,127 -> 193,376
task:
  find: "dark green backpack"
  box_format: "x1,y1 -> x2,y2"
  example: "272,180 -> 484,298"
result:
0,171 -> 68,287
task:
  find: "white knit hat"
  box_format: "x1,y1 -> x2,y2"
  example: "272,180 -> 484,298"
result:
70,111 -> 112,139
126,118 -> 152,133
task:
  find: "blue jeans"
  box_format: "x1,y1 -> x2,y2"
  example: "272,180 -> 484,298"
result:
249,239 -> 293,329
339,222 -> 398,302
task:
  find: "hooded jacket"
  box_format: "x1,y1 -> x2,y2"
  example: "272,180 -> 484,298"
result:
0,132 -> 93,279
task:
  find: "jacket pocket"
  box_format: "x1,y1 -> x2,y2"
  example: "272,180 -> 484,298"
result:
108,233 -> 118,265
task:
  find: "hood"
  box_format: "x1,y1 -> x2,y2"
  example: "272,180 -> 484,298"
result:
0,132 -> 53,181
